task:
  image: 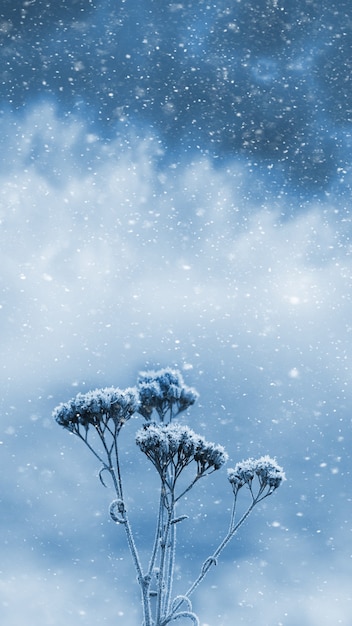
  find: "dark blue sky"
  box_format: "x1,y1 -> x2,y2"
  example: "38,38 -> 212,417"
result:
1,0 -> 351,194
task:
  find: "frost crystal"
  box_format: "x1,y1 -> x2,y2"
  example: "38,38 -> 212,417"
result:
227,455 -> 285,495
53,386 -> 140,432
137,367 -> 199,421
136,422 -> 227,478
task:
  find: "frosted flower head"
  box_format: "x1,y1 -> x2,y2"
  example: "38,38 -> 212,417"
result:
137,368 -> 199,421
53,386 -> 140,433
254,455 -> 286,491
136,422 -> 227,479
194,439 -> 228,473
228,456 -> 285,495
227,459 -> 256,492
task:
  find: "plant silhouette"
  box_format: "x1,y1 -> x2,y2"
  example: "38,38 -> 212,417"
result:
54,367 -> 285,625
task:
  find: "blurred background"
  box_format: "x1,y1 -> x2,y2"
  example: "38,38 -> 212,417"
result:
1,1 -> 351,624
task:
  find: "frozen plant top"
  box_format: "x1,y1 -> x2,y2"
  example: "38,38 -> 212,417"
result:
53,386 -> 140,432
136,421 -> 228,481
227,455 -> 286,495
137,367 -> 199,421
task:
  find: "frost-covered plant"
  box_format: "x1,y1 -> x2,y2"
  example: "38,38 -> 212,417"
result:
53,367 -> 285,626
137,368 -> 199,421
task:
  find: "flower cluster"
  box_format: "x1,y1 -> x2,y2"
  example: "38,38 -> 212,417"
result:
53,387 -> 140,432
137,367 -> 199,421
227,455 -> 286,495
53,366 -> 286,626
136,422 -> 228,480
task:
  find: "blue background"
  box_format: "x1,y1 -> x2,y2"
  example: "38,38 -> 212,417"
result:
0,1 -> 351,624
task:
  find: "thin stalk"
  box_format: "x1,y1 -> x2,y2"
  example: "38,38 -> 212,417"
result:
163,495 -> 261,626
147,491 -> 164,579
76,431 -> 109,475
163,514 -> 177,617
185,499 -> 257,599
155,508 -> 173,623
228,492 -> 238,532
174,474 -> 202,503
155,482 -> 175,624
121,515 -> 152,625
112,435 -> 125,500
108,439 -> 153,626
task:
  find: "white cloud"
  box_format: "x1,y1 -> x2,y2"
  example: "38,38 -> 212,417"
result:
1,105 -> 351,401
1,102 -> 352,626
0,553 -> 140,626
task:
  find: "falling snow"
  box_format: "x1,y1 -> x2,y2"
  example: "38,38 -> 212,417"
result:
1,1 -> 352,625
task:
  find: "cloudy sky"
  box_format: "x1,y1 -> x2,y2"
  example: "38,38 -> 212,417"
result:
1,1 -> 352,625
